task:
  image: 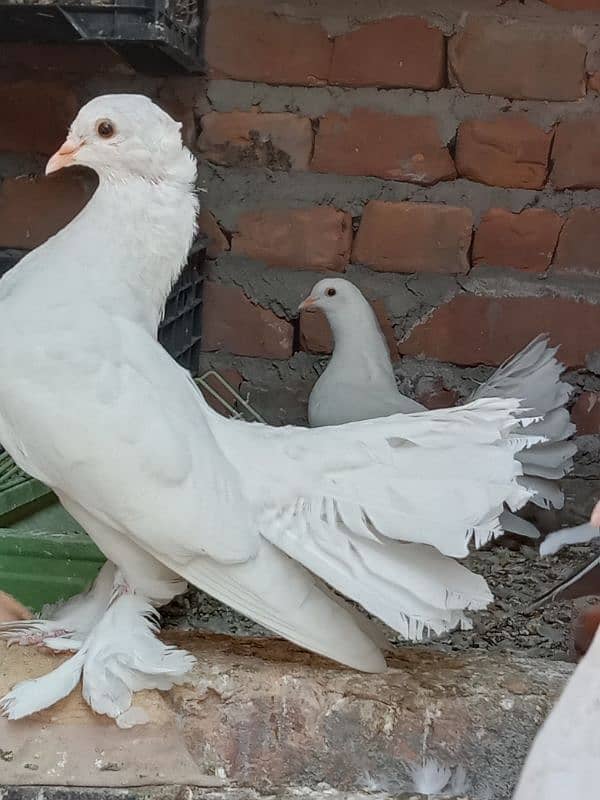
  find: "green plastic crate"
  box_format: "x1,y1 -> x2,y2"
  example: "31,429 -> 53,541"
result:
0,528 -> 105,611
0,450 -> 105,611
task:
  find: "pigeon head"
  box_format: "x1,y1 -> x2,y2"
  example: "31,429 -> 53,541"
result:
45,94 -> 196,186
299,278 -> 369,318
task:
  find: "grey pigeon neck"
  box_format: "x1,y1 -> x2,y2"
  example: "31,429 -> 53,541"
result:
326,301 -> 396,387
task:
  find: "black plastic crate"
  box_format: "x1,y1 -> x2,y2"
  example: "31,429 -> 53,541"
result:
0,240 -> 206,373
0,0 -> 205,73
157,236 -> 205,374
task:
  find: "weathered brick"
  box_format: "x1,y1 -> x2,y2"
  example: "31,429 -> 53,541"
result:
0,635 -> 571,797
352,201 -> 472,274
300,299 -> 398,360
455,117 -> 552,190
329,16 -> 445,90
0,171 -> 96,250
198,111 -> 313,171
201,282 -> 293,359
551,117 -> 600,190
199,368 -> 243,416
0,80 -> 78,155
197,209 -> 229,260
571,392 -> 600,435
543,0 -> 600,8
399,294 -> 600,368
415,377 -> 460,410
311,109 -> 455,185
571,606 -> 600,661
205,6 -> 331,86
232,207 -> 352,271
553,208 -> 600,275
473,208 -> 563,273
448,16 -> 586,101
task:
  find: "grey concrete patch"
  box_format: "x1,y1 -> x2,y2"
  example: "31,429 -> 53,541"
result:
198,165 -> 600,226
205,81 -> 600,140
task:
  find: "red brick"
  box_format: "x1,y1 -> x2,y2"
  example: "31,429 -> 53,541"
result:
571,392 -> 600,435
0,43 -> 132,75
197,209 -> 229,260
571,606 -> 600,661
352,201 -> 472,274
0,171 -> 96,250
312,109 -> 455,185
448,16 -> 586,101
399,294 -> 600,368
205,7 -> 331,86
455,117 -> 552,190
415,377 -> 460,410
473,208 -> 563,273
329,16 -> 445,90
551,118 -> 600,190
300,299 -> 398,360
198,111 -> 313,171
199,368 -> 243,416
232,207 -> 352,271
543,0 -> 600,8
0,80 -> 78,155
201,282 -> 293,360
553,208 -> 600,275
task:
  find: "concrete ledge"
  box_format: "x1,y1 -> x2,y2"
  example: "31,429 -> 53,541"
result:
0,633 -> 572,799
0,789 -> 469,800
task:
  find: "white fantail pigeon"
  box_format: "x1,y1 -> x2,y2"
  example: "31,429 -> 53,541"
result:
0,96 -> 545,722
301,278 -> 576,541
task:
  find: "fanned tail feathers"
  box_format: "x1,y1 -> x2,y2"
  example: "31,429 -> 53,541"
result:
472,335 -> 575,523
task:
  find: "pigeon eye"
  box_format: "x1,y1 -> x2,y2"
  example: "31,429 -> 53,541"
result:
326,288 -> 337,297
96,119 -> 115,139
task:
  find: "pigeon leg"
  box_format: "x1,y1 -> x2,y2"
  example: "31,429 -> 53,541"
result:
0,561 -> 118,651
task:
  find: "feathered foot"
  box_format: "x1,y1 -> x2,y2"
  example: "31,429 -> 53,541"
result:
0,561 -> 117,652
0,575 -> 195,723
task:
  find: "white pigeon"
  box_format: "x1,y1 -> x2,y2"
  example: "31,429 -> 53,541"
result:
513,626 -> 600,799
0,95 -> 544,721
301,278 -> 576,540
513,506 -> 600,800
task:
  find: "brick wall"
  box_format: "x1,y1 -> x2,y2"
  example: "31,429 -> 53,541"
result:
2,0 -> 600,527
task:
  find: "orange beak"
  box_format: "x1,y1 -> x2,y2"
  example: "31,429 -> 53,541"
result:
45,138 -> 82,175
298,295 -> 319,313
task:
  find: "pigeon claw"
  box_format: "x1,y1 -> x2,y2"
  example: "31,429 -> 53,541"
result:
3,626 -> 73,648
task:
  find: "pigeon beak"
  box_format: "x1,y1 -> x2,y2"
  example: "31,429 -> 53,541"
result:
298,295 -> 319,313
45,138 -> 82,175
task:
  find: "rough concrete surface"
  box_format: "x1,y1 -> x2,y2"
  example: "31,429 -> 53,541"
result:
0,634 -> 572,800
0,789 -> 471,800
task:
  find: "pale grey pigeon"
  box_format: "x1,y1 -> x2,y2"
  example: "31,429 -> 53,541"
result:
301,278 -> 576,540
0,96 -> 544,721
